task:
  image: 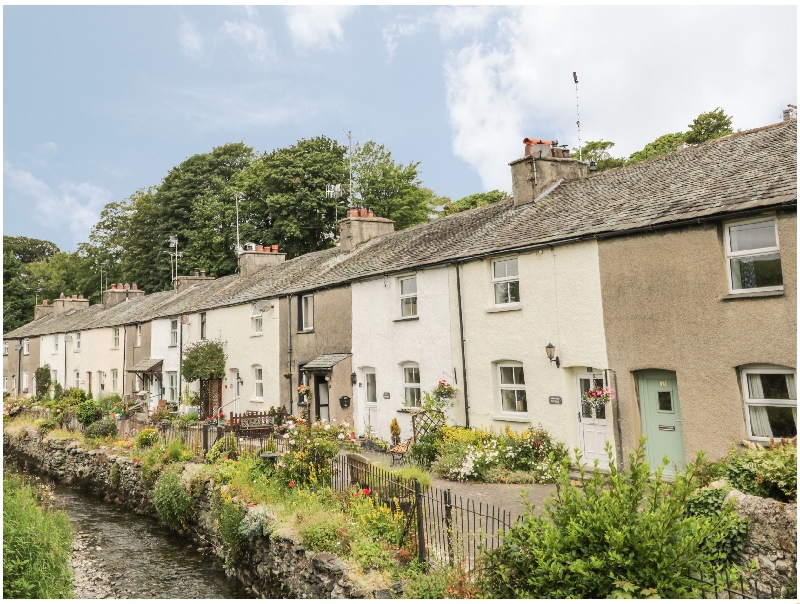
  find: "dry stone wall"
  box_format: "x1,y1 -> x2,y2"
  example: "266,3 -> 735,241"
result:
4,430 -> 392,599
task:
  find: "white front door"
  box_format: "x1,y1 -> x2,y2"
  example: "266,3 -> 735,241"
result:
577,373 -> 609,468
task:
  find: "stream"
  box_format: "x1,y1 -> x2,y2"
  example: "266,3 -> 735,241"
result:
45,479 -> 251,599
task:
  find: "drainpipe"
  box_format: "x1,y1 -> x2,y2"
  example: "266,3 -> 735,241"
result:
122,326 -> 127,399
179,318 -> 183,403
63,335 -> 67,393
607,368 -> 624,471
17,339 -> 22,396
455,263 -> 470,428
287,295 -> 293,415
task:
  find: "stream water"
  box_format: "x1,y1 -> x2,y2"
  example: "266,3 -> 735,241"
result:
46,480 -> 251,599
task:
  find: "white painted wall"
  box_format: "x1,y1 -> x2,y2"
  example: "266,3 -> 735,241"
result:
351,267 -> 456,443
40,333 -> 65,392
150,318 -> 182,410
196,299 -> 281,417
452,240 -> 611,458
72,327 -> 125,399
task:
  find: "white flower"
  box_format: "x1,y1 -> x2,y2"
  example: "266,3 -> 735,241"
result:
324,424 -> 330,430
338,434 -> 344,440
289,439 -> 296,445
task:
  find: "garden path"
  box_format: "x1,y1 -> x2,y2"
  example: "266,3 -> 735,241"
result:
357,450 -> 556,521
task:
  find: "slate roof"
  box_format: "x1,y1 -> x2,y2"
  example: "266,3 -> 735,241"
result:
300,353 -> 351,371
127,358 -> 163,373
5,120 -> 796,338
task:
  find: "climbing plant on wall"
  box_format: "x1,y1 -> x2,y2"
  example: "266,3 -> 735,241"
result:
181,340 -> 227,382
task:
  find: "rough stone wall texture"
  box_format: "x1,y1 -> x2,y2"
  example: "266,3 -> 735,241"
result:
725,488 -> 797,593
4,431 -> 388,599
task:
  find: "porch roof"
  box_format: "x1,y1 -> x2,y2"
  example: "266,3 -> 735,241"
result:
301,353 -> 351,371
126,358 -> 163,374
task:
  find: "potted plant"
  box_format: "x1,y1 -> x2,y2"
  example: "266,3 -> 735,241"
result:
283,372 -> 293,380
390,417 -> 401,446
581,386 -> 616,413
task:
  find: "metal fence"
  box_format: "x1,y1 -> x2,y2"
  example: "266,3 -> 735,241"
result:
687,568 -> 790,599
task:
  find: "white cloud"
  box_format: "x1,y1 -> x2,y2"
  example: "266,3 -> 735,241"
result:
382,18 -> 425,60
37,141 -> 57,155
220,15 -> 271,62
178,18 -> 204,58
284,6 -> 356,53
3,161 -> 111,240
444,6 -> 797,192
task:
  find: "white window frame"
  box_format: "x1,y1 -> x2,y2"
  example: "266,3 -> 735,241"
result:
365,370 -> 378,405
741,366 -> 796,442
23,338 -> 29,356
3,342 -> 7,355
402,363 -> 421,407
253,365 -> 264,400
724,216 -> 783,294
498,362 -> 527,413
399,276 -> 418,318
200,313 -> 207,340
113,327 -> 120,348
53,335 -> 59,354
98,371 -> 105,392
22,371 -> 28,392
251,304 -> 263,334
136,324 -> 142,347
75,371 -> 80,388
112,369 -> 118,392
135,373 -> 141,392
51,369 -> 58,386
75,332 -> 81,351
492,258 -> 521,305
301,295 -> 314,331
3,376 -> 7,392
170,319 -> 179,347
168,371 -> 178,403
232,369 -> 241,399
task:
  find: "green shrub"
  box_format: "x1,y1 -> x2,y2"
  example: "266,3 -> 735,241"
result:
95,392 -> 122,413
153,465 -> 194,531
684,487 -> 749,560
34,366 -> 52,400
476,439 -> 742,599
137,428 -> 160,448
3,473 -> 74,598
350,535 -> 393,571
238,505 -> 275,540
714,439 -> 796,502
402,561 -> 476,599
298,512 -> 349,555
150,408 -> 172,424
273,420 -> 352,486
34,418 -> 57,435
141,444 -> 167,489
409,431 -> 441,467
52,383 -> 64,400
76,398 -> 98,426
393,465 -> 432,488
110,462 -> 121,490
206,433 -> 239,464
84,419 -> 118,439
165,440 -> 193,463
212,487 -> 247,552
173,411 -> 199,428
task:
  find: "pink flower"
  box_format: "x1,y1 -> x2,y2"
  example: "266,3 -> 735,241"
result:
289,481 -> 295,487
289,439 -> 296,445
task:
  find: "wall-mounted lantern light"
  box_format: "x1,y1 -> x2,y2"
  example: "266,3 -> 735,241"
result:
545,343 -> 560,368
351,372 -> 357,385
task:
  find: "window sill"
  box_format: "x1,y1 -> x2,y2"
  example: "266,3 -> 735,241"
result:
397,407 -> 424,413
486,303 -> 522,313
250,399 -> 264,404
393,316 -> 419,323
297,329 -> 314,334
492,414 -> 531,424
721,289 -> 784,301
250,333 -> 263,338
169,345 -> 178,348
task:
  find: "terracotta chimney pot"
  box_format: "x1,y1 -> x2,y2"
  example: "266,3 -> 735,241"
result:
271,245 -> 279,253
367,210 -> 374,217
132,284 -> 138,290
124,283 -> 130,290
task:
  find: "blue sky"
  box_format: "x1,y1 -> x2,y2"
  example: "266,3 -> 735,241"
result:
3,5 -> 797,252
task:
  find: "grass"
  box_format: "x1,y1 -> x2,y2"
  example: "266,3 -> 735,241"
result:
3,472 -> 74,598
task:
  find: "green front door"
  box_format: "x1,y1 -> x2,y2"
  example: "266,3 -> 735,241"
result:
638,370 -> 685,476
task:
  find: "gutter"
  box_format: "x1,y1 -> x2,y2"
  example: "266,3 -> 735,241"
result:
455,263 -> 470,428
287,294 -> 293,415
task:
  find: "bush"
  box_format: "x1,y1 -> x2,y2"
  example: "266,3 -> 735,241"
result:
684,487 -> 749,560
137,428 -> 160,448
476,439 -> 743,599
3,473 -> 74,598
76,398 -> 98,426
273,419 -> 354,486
141,444 -> 167,489
212,486 -> 247,553
298,511 -> 350,555
206,433 -> 239,464
34,418 -> 57,435
165,440 -> 193,463
153,465 -> 194,531
392,465 -> 432,488
95,392 -> 122,414
84,419 -> 118,439
150,408 -> 172,424
173,411 -> 199,428
402,562 -> 476,599
710,438 -> 796,502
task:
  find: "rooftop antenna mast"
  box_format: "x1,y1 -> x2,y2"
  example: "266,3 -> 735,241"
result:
233,191 -> 244,270
339,125 -> 353,205
573,71 -> 582,161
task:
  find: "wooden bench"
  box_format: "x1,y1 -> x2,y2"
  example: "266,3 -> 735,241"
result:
228,411 -> 275,437
389,438 -> 412,466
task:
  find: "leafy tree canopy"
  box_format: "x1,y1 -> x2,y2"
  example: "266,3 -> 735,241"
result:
684,107 -> 733,145
571,141 -> 626,173
438,190 -> 509,217
182,339 -> 227,381
627,132 -> 686,165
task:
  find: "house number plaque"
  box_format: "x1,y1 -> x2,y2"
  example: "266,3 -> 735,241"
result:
549,396 -> 562,405
383,392 -> 390,399
660,381 -> 667,387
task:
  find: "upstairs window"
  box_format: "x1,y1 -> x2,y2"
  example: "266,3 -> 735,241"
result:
403,363 -> 421,407
499,363 -> 527,413
742,367 -> 796,442
75,332 -> 81,351
3,376 -> 7,391
170,319 -> 178,346
136,324 -> 142,347
23,338 -> 29,355
251,304 -> 263,334
253,365 -> 264,399
300,295 -> 314,331
725,218 -> 783,293
113,328 -> 120,348
200,313 -> 207,340
493,258 -> 520,305
53,335 -> 59,353
399,276 -> 418,318
3,342 -> 7,355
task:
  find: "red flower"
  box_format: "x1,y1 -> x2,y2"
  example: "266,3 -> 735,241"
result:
353,491 -> 360,498
289,481 -> 295,487
362,488 -> 371,496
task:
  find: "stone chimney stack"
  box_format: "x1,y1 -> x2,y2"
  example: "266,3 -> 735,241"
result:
338,208 -> 395,253
174,270 -> 216,293
53,293 -> 90,316
103,282 -> 146,309
510,138 -> 587,207
34,299 -> 54,320
239,246 -> 286,279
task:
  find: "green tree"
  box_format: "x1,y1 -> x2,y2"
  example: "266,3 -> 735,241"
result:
3,236 -> 61,332
627,132 -> 686,165
571,141 -> 626,172
352,141 -> 434,230
685,108 -> 733,145
439,190 -> 508,217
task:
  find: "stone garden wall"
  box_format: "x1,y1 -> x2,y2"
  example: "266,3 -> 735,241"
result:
725,488 -> 797,593
4,430 -> 392,599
